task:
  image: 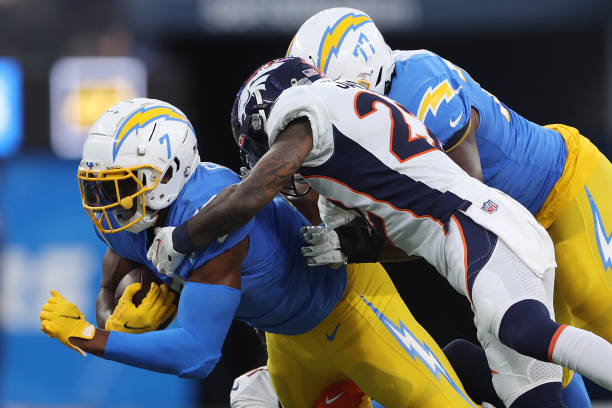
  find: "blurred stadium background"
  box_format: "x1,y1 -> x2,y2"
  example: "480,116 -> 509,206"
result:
0,0 -> 611,406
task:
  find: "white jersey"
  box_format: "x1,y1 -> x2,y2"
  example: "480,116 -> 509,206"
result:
266,79 -> 555,278
230,366 -> 279,408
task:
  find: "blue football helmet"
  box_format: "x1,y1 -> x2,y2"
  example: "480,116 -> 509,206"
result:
230,57 -> 324,195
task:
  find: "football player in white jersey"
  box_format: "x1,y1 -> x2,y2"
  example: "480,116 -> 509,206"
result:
147,58 -> 612,408
286,8 -> 612,407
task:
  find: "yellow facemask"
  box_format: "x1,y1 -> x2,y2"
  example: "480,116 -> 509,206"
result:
77,165 -> 161,233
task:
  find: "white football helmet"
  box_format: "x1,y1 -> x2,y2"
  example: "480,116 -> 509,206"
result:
287,7 -> 394,94
78,98 -> 200,234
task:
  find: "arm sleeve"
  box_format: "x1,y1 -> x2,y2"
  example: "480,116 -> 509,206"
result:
104,281 -> 241,379
265,84 -> 335,167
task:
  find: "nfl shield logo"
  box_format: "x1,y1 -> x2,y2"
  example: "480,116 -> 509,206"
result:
481,200 -> 498,214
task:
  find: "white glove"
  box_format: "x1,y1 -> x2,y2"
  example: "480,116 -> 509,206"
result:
147,227 -> 186,277
300,226 -> 347,268
317,195 -> 357,229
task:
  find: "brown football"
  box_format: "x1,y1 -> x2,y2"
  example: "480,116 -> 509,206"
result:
114,265 -> 178,329
113,265 -> 163,307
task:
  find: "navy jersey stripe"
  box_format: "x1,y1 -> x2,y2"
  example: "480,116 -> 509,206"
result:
451,212 -> 497,301
299,125 -> 471,232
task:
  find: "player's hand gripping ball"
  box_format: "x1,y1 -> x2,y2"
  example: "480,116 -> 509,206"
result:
106,266 -> 177,334
146,226 -> 186,277
40,290 -> 95,356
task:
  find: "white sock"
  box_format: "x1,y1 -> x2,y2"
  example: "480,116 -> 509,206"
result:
551,325 -> 612,390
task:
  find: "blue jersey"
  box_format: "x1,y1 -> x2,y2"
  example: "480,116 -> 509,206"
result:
97,163 -> 347,335
387,50 -> 568,214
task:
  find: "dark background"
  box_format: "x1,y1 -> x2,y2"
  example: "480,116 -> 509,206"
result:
1,0 -> 611,405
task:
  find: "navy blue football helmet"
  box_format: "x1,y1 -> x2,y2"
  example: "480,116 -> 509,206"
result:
230,57 -> 324,195
231,57 -> 324,167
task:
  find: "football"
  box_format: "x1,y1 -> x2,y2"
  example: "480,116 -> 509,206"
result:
113,265 -> 163,307
114,265 -> 179,329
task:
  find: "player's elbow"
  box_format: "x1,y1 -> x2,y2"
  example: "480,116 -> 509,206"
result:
172,329 -> 223,379
177,352 -> 221,379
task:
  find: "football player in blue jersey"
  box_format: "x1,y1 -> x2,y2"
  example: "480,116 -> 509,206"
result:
284,7 -> 612,407
39,98 -> 482,408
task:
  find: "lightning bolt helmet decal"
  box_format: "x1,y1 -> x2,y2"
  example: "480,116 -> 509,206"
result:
317,12 -> 373,74
112,105 -> 191,161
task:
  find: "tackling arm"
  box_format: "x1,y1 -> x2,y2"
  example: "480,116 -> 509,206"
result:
45,238 -> 248,379
179,117 -> 313,250
287,188 -> 322,226
302,224 -> 414,266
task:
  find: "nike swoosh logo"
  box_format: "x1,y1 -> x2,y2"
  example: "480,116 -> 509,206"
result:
231,382 -> 239,391
449,111 -> 463,128
325,392 -> 344,404
60,314 -> 81,320
326,323 -> 340,341
123,322 -> 151,330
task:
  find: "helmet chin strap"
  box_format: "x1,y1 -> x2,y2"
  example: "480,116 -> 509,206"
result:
125,212 -> 159,233
114,196 -> 160,233
355,67 -> 374,90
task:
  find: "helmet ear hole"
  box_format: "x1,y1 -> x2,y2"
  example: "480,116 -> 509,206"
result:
375,67 -> 383,86
161,166 -> 173,184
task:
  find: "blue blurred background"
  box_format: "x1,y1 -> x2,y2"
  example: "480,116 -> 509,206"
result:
0,0 -> 611,406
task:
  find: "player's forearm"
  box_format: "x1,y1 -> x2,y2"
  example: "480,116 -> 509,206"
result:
445,109 -> 483,182
97,249 -> 137,327
95,288 -> 114,328
177,118 -> 312,252
287,189 -> 322,226
181,182 -> 268,250
85,282 -> 240,379
70,329 -> 109,357
104,326 -> 222,378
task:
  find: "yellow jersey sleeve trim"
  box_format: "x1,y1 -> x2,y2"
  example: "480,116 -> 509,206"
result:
444,119 -> 471,153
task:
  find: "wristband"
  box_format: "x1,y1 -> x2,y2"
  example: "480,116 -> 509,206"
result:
172,222 -> 200,254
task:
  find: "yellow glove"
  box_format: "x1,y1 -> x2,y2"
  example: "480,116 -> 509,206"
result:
40,290 -> 95,356
105,282 -> 176,334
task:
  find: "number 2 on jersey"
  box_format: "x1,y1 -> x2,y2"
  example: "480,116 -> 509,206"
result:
353,91 -> 440,163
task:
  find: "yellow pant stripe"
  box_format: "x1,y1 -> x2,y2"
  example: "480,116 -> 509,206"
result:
266,263 -> 479,408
